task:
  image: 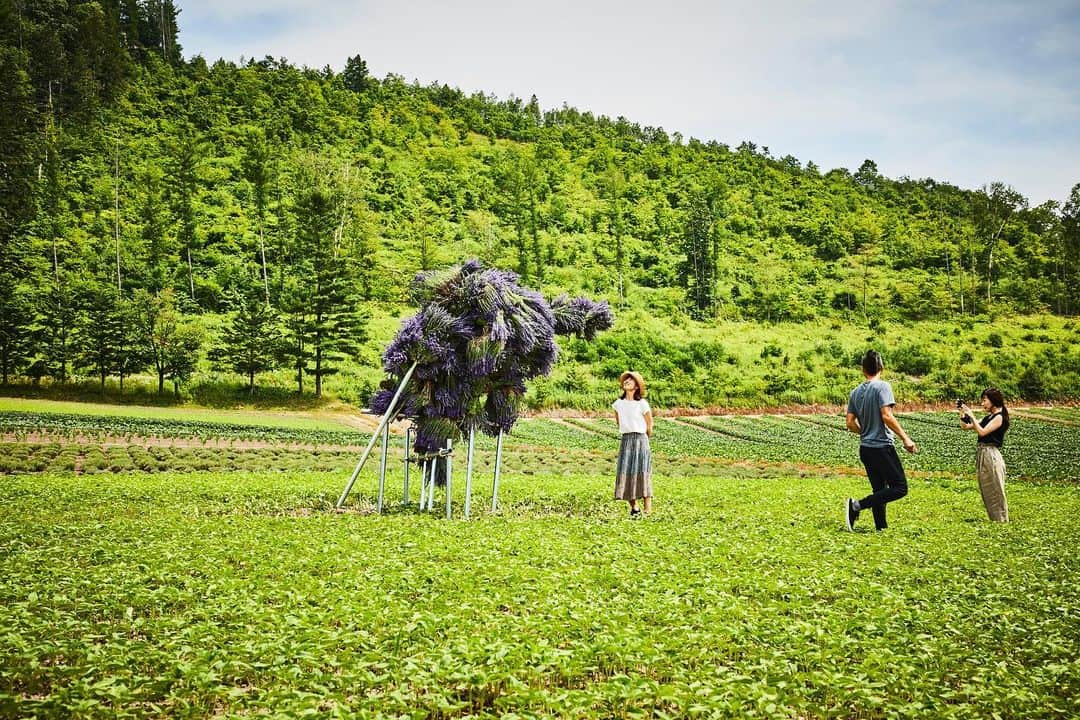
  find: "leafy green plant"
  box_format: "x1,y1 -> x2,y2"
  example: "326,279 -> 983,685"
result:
1,467 -> 1077,718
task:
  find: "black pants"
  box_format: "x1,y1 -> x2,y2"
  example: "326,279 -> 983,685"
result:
858,445 -> 909,530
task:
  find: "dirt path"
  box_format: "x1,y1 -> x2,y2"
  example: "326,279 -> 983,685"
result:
548,418 -> 611,438
668,417 -> 730,436
1012,410 -> 1078,426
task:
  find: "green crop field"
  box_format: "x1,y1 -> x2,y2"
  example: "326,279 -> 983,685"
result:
1,404 -> 1078,718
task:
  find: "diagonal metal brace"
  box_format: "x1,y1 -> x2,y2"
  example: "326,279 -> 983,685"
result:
336,361 -> 418,509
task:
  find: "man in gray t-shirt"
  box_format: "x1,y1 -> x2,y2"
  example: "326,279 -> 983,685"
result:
847,379 -> 896,448
844,350 -> 917,531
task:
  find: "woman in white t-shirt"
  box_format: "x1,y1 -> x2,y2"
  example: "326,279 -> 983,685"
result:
613,370 -> 653,517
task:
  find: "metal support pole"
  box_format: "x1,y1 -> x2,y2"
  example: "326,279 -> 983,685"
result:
445,438 -> 453,519
402,426 -> 412,505
419,459 -> 429,511
491,430 -> 504,512
464,428 -> 475,520
427,456 -> 436,509
377,421 -> 389,513
336,361 -> 418,508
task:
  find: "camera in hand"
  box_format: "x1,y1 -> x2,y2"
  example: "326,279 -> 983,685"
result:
956,399 -> 973,424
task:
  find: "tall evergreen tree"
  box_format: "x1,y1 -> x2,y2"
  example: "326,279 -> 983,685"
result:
210,282 -> 281,394
165,127 -> 205,302
0,269 -> 33,385
343,55 -> 370,94
74,283 -> 125,391
679,192 -> 717,319
135,165 -> 173,293
241,128 -> 276,304
282,159 -> 368,397
0,47 -> 37,260
277,274 -> 311,396
31,121 -> 79,382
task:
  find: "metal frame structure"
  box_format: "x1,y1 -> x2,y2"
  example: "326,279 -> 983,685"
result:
336,361 -> 418,509
336,359 -> 506,519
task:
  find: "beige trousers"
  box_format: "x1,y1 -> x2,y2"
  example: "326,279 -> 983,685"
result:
976,444 -> 1008,522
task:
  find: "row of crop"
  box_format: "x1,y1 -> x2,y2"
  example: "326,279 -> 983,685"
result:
0,443 -> 360,475
0,440 -> 612,480
0,411 -> 367,446
495,414 -> 1078,481
663,416 -> 845,466
2,412 -> 1074,481
900,412 -> 1079,481
1019,407 -> 1080,422
578,412 -> 1077,482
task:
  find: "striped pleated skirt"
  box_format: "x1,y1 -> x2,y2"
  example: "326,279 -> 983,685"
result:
615,432 -> 652,500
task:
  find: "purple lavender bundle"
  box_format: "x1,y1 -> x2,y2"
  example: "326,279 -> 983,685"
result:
371,260 -> 614,458
550,294 -> 615,340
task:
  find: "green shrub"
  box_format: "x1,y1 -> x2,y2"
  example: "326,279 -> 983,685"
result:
891,344 -> 934,376
760,343 -> 784,359
1018,365 -> 1048,400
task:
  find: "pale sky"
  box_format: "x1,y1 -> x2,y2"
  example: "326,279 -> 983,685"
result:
178,0 -> 1080,207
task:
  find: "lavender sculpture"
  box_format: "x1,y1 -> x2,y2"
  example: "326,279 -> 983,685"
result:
372,259 -> 612,452
338,259 -> 613,513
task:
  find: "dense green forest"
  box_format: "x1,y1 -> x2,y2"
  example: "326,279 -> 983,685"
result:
1,0 -> 1078,410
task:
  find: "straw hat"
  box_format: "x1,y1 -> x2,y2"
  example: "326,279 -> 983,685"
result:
618,371 -> 647,398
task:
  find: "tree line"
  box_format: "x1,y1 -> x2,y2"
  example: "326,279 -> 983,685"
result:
1,0 -> 1078,399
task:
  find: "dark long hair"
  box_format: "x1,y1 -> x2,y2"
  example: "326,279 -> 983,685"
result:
981,387 -> 1010,432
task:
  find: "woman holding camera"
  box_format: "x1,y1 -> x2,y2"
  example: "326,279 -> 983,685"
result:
958,387 -> 1010,522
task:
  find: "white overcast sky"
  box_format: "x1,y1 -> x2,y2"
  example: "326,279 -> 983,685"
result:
178,0 -> 1080,206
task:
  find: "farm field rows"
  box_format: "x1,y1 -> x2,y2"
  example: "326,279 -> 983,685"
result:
2,408 -> 1076,482
1,402 -> 1077,717
3,470 -> 1078,718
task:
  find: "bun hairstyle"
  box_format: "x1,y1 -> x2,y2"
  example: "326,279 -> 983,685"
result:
618,370 -> 647,400
861,350 -> 884,376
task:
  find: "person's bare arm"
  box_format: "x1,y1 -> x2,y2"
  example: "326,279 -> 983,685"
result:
971,413 -> 1003,438
881,405 -> 917,453
845,412 -> 861,434
645,411 -> 653,438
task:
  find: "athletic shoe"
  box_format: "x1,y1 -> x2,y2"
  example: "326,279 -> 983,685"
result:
845,498 -> 859,531
630,508 -> 642,518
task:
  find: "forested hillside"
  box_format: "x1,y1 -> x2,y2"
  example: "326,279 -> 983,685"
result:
2,0 -> 1078,409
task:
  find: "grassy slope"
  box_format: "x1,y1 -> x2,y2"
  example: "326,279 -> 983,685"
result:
3,311 -> 1075,412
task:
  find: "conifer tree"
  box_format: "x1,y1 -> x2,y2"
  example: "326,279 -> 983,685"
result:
241,128 -> 276,304
210,283 -> 281,394
679,192 -> 717,319
280,159 -> 368,397
0,269 -> 34,385
74,284 -> 126,391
